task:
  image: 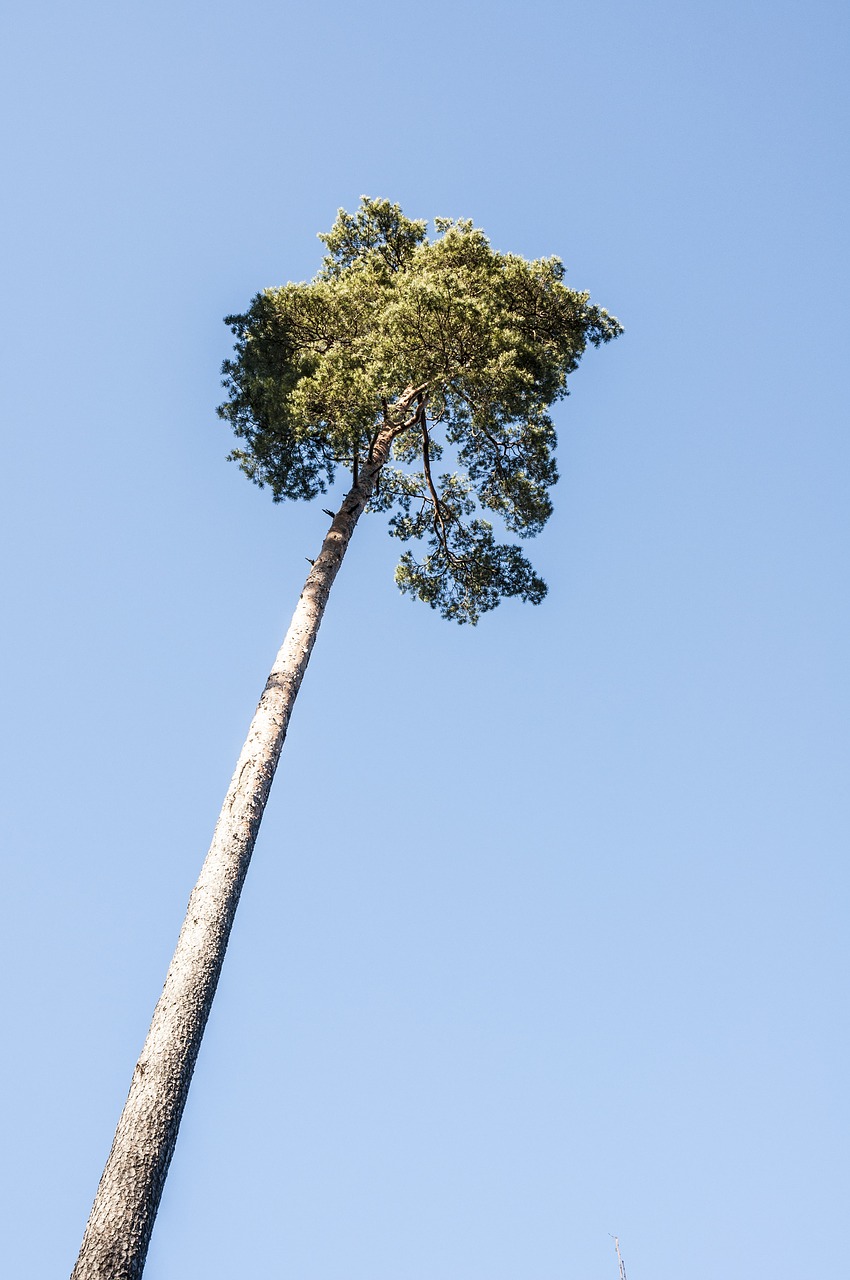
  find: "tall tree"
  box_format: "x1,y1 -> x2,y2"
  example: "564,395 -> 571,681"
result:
71,199 -> 621,1279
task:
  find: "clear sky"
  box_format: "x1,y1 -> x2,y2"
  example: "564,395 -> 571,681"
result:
2,2 -> 848,1277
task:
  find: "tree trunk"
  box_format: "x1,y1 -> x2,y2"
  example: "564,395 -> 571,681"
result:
71,426 -> 395,1280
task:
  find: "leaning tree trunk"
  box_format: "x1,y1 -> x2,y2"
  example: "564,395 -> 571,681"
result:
71,423 -> 397,1280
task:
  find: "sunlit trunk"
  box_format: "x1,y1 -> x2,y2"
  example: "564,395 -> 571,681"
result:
71,428 -> 394,1280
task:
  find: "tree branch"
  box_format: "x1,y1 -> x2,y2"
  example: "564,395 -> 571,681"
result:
419,397 -> 458,566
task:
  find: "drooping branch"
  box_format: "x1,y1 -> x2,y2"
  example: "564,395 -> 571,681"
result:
419,397 -> 459,567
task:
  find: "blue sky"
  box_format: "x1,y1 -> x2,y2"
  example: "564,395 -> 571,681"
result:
2,2 -> 848,1277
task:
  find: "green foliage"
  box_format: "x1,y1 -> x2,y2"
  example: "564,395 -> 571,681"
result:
219,198 -> 621,623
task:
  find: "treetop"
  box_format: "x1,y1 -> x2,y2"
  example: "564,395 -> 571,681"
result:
219,197 -> 622,622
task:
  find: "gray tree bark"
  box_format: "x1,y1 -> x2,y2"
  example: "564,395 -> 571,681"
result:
71,414 -> 405,1280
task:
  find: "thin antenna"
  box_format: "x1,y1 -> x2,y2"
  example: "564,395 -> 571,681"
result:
610,1234 -> 628,1280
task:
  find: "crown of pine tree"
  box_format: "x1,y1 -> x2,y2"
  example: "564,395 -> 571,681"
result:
219,197 -> 622,623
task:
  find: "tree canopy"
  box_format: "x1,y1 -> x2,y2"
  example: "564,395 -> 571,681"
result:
219,198 -> 622,623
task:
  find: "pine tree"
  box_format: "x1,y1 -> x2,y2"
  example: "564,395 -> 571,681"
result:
71,198 -> 621,1279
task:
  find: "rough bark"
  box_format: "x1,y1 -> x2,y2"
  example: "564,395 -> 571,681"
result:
71,419 -> 401,1280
